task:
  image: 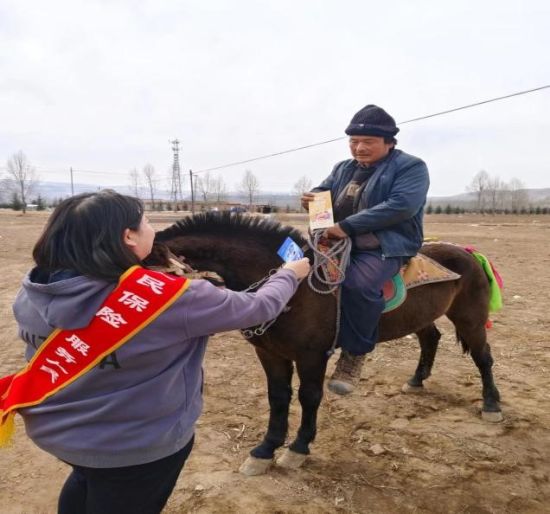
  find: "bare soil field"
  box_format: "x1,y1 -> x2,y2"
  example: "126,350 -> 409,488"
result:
1,210 -> 549,513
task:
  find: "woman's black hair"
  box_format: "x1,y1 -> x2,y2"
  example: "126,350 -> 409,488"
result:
33,190 -> 145,281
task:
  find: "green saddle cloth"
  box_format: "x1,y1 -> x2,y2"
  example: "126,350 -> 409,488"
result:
383,274 -> 407,313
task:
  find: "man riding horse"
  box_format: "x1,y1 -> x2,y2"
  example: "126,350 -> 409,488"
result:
302,104 -> 430,395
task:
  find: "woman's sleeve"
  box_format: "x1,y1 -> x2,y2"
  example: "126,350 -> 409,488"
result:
181,269 -> 299,338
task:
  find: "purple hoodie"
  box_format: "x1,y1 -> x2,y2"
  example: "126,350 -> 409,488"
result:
12,268 -> 298,468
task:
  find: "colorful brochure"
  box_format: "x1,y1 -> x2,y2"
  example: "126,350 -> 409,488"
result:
308,191 -> 334,230
277,237 -> 304,262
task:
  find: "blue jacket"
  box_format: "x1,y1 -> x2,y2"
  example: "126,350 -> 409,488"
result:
313,149 -> 430,258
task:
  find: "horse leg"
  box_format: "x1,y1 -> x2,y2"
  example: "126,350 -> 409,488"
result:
403,324 -> 441,393
469,340 -> 502,422
240,347 -> 293,475
277,352 -> 328,469
451,321 -> 502,422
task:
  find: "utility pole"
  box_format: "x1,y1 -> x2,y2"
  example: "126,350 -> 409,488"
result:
189,169 -> 195,214
170,139 -> 183,211
70,167 -> 74,196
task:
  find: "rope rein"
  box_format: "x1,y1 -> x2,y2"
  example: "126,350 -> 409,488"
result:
306,230 -> 351,356
240,230 -> 352,357
306,230 -> 351,295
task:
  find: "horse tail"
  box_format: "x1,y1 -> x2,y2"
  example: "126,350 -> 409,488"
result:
463,247 -> 503,313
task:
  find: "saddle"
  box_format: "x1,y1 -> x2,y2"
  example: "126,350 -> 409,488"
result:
382,254 -> 461,313
311,239 -> 462,314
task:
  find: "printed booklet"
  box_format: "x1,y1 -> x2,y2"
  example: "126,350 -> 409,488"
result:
277,237 -> 304,262
308,191 -> 334,230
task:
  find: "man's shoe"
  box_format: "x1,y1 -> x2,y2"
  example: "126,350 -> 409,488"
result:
328,350 -> 367,395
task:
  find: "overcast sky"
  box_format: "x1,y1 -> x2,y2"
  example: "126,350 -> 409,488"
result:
1,0 -> 549,196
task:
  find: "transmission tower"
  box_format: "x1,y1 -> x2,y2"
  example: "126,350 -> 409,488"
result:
170,139 -> 183,209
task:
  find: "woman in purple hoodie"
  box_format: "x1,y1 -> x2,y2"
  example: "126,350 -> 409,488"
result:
11,190 -> 309,514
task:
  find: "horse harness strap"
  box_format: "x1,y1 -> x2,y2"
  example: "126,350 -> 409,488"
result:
240,268 -> 293,339
148,257 -> 225,286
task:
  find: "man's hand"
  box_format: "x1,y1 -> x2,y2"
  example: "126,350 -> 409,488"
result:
323,224 -> 348,239
300,192 -> 316,211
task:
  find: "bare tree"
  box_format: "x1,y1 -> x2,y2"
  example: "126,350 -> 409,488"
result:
6,151 -> 38,214
293,175 -> 313,211
0,175 -> 9,204
496,181 -> 511,212
486,175 -> 503,213
129,168 -> 140,198
212,175 -> 227,207
239,169 -> 260,210
196,172 -> 215,205
467,170 -> 490,213
293,175 -> 312,196
142,164 -> 157,210
508,177 -> 529,212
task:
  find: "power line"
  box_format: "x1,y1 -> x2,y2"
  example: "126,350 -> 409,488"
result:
3,85 -> 549,180
193,84 -> 550,174
0,165 -> 129,177
193,137 -> 344,174
397,85 -> 550,125
65,168 -> 130,176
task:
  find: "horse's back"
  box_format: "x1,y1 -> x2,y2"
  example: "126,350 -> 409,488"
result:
378,242 -> 490,340
419,241 -> 491,320
419,242 -> 483,280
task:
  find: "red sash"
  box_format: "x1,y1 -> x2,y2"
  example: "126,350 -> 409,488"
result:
0,266 -> 191,447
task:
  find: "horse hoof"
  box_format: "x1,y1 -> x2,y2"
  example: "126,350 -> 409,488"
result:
482,410 -> 503,423
239,456 -> 272,476
276,449 -> 307,469
401,383 -> 425,394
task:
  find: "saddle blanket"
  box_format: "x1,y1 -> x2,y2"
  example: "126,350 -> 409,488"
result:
383,254 -> 461,313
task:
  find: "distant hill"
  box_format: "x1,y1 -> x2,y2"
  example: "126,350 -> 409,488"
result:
24,181 -> 301,208
427,188 -> 550,207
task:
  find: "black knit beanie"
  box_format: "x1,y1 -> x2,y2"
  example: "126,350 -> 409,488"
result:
345,104 -> 399,137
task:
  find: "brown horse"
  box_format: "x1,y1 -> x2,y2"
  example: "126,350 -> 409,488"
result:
153,212 -> 501,474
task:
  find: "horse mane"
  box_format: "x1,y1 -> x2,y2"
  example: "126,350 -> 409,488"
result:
155,212 -> 307,247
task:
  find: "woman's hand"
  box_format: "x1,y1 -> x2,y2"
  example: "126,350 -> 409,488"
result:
282,257 -> 311,280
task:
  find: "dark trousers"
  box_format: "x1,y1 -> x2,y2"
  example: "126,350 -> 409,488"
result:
338,250 -> 402,355
58,435 -> 194,514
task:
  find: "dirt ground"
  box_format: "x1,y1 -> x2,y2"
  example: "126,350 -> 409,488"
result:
1,210 -> 549,514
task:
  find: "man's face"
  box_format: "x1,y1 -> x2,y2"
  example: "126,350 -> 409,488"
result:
349,136 -> 392,166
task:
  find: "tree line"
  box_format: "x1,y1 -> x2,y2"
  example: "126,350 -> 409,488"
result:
464,170 -> 532,213
2,153 -> 547,215
1,151 -> 316,213
426,170 -> 548,214
425,204 -> 550,215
